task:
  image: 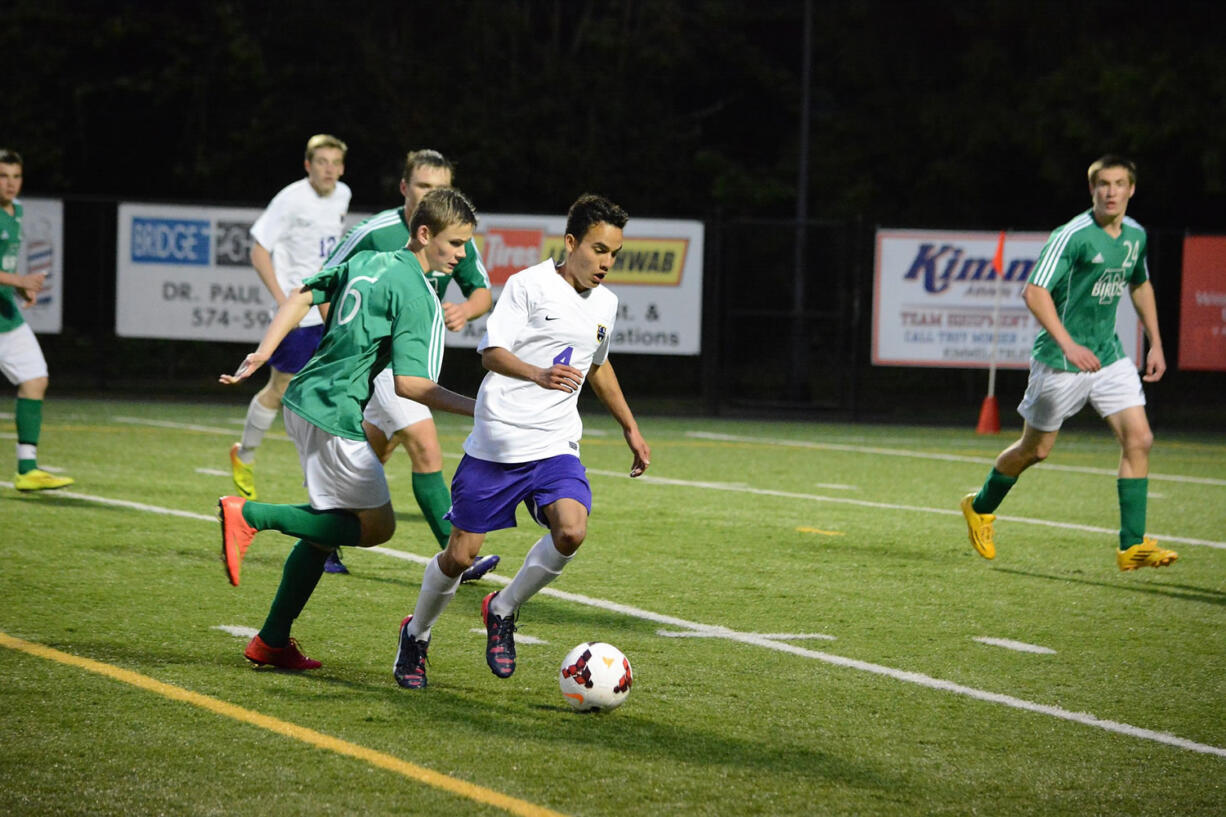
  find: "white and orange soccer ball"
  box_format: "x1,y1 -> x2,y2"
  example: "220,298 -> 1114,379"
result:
558,642 -> 633,712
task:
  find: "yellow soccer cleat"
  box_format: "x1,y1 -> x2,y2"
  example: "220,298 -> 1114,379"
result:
13,468 -> 75,492
961,493 -> 996,559
1117,537 -> 1178,572
229,443 -> 257,500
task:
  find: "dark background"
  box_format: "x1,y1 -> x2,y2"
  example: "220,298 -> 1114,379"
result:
5,0 -> 1224,425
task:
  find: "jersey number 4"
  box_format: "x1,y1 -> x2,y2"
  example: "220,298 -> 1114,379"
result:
553,346 -> 574,366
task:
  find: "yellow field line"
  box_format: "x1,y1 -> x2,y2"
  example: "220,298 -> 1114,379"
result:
0,631 -> 569,817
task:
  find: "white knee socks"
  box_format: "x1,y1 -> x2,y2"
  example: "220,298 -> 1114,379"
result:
407,555 -> 462,640
491,533 -> 572,618
238,396 -> 279,460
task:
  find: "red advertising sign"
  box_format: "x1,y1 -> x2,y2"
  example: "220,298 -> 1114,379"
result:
1179,236 -> 1226,371
478,228 -> 545,285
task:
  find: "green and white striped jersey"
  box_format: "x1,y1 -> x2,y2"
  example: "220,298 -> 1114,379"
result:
1027,210 -> 1149,371
0,201 -> 25,332
283,249 -> 445,441
324,206 -> 488,301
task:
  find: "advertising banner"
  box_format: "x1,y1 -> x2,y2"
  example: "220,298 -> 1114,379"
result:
873,228 -> 1142,368
1178,236 -> 1226,371
115,204 -> 703,355
16,197 -> 64,334
455,213 -> 703,355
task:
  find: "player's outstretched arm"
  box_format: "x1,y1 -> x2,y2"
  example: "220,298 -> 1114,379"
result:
588,360 -> 651,478
1023,283 -> 1101,372
393,375 -> 476,417
481,346 -> 583,393
219,287 -> 314,385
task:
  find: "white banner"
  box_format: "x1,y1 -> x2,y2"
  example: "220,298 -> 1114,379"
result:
17,197 -> 64,334
115,203 -> 703,355
117,203 -> 303,342
872,228 -> 1142,368
451,213 -> 703,355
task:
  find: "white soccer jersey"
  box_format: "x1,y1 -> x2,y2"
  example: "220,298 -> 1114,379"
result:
464,259 -> 618,463
250,177 -> 351,327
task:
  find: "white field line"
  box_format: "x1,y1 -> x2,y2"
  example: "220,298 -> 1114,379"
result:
8,487 -> 1226,759
585,468 -> 1226,550
212,625 -> 259,639
196,468 -> 229,477
468,628 -> 549,645
112,416 -> 1223,548
114,416 -> 290,442
686,430 -> 1226,487
974,637 -> 1056,655
659,630 -> 837,641
368,550 -> 1225,758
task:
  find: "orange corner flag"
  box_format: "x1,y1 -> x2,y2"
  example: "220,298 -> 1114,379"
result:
976,395 -> 1000,434
991,230 -> 1005,279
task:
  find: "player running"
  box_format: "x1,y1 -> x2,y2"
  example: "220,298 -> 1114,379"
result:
393,194 -> 651,690
217,188 -> 477,670
961,155 -> 1175,572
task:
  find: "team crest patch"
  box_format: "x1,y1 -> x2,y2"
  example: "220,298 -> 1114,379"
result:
596,324 -> 607,342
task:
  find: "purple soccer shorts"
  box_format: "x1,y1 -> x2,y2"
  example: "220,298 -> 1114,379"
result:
269,324 -> 325,374
445,453 -> 591,533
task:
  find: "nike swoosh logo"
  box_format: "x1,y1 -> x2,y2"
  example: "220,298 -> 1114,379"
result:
545,316 -> 560,321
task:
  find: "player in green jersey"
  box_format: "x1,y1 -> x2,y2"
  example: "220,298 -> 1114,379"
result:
215,188 -> 478,670
0,149 -> 74,492
961,155 -> 1176,572
318,149 -> 497,581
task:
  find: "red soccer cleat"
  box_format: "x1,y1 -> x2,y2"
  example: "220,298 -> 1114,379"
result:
243,635 -> 321,670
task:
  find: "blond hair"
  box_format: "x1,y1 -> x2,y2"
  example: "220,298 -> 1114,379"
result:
305,134 -> 348,161
409,188 -> 477,236
1087,154 -> 1136,186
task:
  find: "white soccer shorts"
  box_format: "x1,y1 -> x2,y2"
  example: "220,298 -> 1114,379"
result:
0,323 -> 49,385
362,367 -> 432,436
283,407 -> 390,510
1017,356 -> 1146,432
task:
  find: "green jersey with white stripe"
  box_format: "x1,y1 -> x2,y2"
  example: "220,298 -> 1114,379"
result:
324,206 -> 489,301
1026,209 -> 1149,372
0,200 -> 25,332
282,249 -> 445,440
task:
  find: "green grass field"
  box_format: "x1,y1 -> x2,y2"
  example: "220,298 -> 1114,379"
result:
2,397 -> 1224,816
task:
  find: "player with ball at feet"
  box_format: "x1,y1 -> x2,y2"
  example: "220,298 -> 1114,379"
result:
393,194 -> 651,690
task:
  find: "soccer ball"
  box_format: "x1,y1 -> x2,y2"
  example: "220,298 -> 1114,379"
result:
558,642 -> 633,712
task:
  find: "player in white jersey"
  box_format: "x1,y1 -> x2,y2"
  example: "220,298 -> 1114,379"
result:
392,194 -> 652,690
230,134 -> 351,501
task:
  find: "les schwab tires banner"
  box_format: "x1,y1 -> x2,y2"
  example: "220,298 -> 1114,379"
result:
873,228 -> 1142,368
115,203 -> 703,355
